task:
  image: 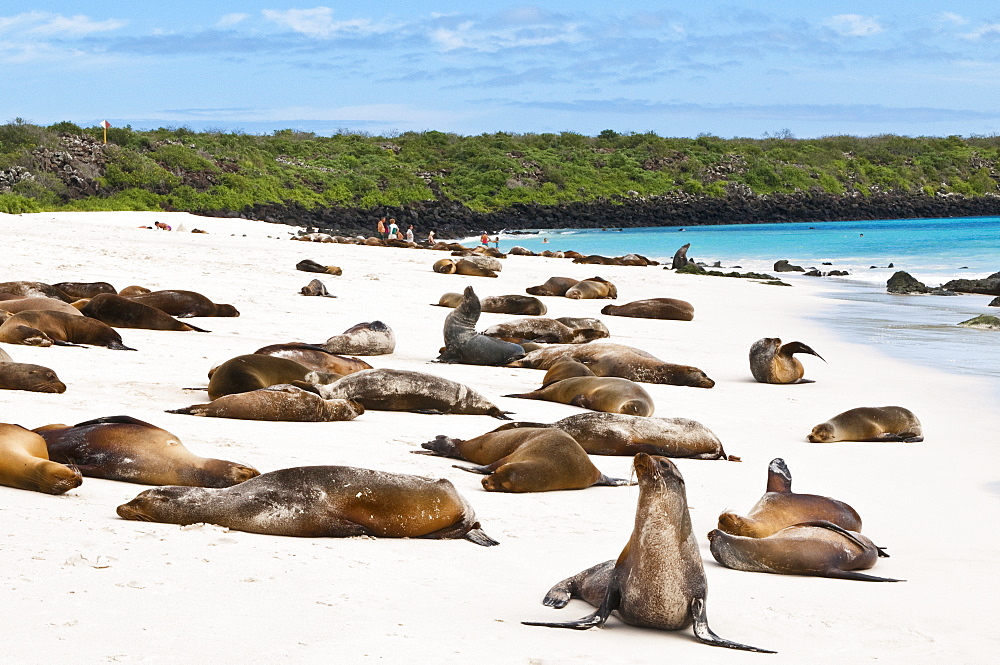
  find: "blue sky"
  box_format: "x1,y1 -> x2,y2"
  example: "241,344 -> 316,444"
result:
2,2 -> 998,138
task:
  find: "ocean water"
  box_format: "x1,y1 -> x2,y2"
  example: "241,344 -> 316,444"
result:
463,216 -> 1000,391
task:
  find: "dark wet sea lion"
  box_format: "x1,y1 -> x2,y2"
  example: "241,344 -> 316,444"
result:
116,465 -> 499,545
437,286 -> 524,366
505,376 -> 655,416
80,293 -> 209,332
0,310 -> 134,349
0,281 -> 74,302
125,290 -> 240,317
483,318 -> 608,344
0,361 -> 66,393
0,423 -> 82,494
305,368 -> 512,419
418,428 -> 630,492
708,522 -> 901,582
35,415 -> 259,487
717,458 -> 862,538
565,276 -> 617,299
749,338 -> 825,384
526,277 -> 579,296
52,282 -> 116,299
0,297 -> 84,317
319,321 -> 395,355
168,384 -> 365,422
523,453 -> 773,652
207,354 -> 338,400
254,343 -> 372,375
601,298 -> 694,321
808,406 -> 923,443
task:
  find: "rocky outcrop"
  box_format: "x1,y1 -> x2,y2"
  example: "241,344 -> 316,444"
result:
774,260 -> 805,272
887,271 -> 930,294
942,272 -> 1000,296
958,314 -> 1000,329
988,297 -> 1000,307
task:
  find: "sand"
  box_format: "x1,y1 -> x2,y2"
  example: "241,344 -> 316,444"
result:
1,210 -> 997,664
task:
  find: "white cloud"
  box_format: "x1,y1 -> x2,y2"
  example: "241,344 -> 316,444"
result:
823,14 -> 883,37
0,11 -> 124,36
938,12 -> 967,26
218,13 -> 249,28
962,23 -> 1000,41
262,7 -> 389,38
428,16 -> 584,52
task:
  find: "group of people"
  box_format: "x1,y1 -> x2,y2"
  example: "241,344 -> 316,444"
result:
377,217 -> 436,245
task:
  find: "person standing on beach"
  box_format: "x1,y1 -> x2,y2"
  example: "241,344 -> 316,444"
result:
389,218 -> 400,238
377,218 -> 386,240
492,236 -> 500,249
480,232 -> 489,246
406,225 -> 415,243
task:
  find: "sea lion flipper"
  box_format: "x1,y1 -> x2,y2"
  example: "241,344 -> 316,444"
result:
463,527 -> 499,547
821,570 -> 904,583
781,341 -> 825,361
594,474 -> 635,487
452,464 -> 491,475
788,520 -> 872,552
691,597 -> 776,653
523,585 -> 619,630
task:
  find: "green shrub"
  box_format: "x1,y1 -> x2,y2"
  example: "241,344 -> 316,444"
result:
0,192 -> 42,213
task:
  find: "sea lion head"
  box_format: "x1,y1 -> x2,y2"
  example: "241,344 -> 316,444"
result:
633,452 -> 684,490
808,423 -> 836,443
215,304 -> 240,317
117,486 -> 204,522
196,459 -> 260,488
674,365 -> 716,389
1,363 -> 67,393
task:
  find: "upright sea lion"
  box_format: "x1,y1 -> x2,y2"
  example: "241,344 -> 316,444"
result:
717,458 -> 862,538
168,385 -> 365,422
0,297 -> 84,317
303,368 -> 512,419
708,523 -> 900,582
601,298 -> 694,321
36,416 -> 259,487
0,361 -> 66,393
0,310 -> 134,349
0,423 -> 82,494
523,453 -> 773,653
319,321 -> 395,356
296,259 -> 342,275
418,428 -> 630,492
504,376 -> 655,416
671,243 -> 691,269
0,281 -> 73,302
808,406 -> 923,443
52,282 -> 117,299
526,277 -> 579,296
207,354 -> 338,400
483,318 -> 608,345
254,343 -> 372,375
437,286 -> 525,366
749,338 -> 825,384
80,293 -> 209,332
116,465 -> 499,546
565,277 -> 617,299
300,279 -> 334,297
125,290 -> 240,317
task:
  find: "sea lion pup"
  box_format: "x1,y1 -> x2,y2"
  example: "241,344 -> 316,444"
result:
35,416 -> 259,487
808,406 -> 923,443
437,286 -> 525,366
302,368 -> 512,419
207,354 -> 339,401
708,523 -> 900,582
418,428 -> 631,492
0,424 -> 83,495
125,290 -> 240,317
601,298 -> 694,321
523,453 -> 773,652
52,281 -> 116,299
116,465 -> 498,546
0,297 -> 84,317
80,293 -> 210,332
717,458 -> 862,538
526,277 -> 580,296
299,279 -> 335,297
118,285 -> 150,297
565,277 -> 617,300
319,321 -> 395,356
168,385 -> 365,422
749,337 -> 825,384
508,343 -> 715,388
541,358 -> 596,387
504,376 -> 655,417
0,310 -> 135,350
0,281 -> 74,302
254,343 -> 372,375
296,259 -> 342,275
0,360 -> 66,393
483,318 -> 608,345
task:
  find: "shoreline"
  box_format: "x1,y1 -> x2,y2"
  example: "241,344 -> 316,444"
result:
2,210 -> 998,663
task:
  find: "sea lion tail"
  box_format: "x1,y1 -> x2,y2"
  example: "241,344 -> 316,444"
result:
824,571 -> 904,582
184,322 -> 211,333
691,597 -> 776,653
463,527 -> 499,547
107,341 -> 137,351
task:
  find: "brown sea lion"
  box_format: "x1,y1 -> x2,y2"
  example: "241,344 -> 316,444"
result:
523,453 -> 773,652
434,292 -> 548,315
708,523 -> 900,582
504,376 -> 655,416
418,428 -> 631,492
319,321 -> 395,356
80,293 -> 210,332
0,348 -> 11,362
296,259 -> 342,275
118,285 -> 151,297
554,317 -> 610,337
0,310 -> 135,349
299,279 -> 335,297
601,298 -> 694,321
303,368 -> 512,419
717,458 -> 862,538
808,406 -> 923,443
435,259 -> 499,278
437,286 -> 525,366
52,282 -> 116,299
167,385 -> 365,422
125,290 -> 240,317
207,354 -> 339,401
0,297 -> 84,317
749,337 -> 825,384
483,318 -> 608,345
254,343 -> 372,375
0,361 -> 66,393
0,423 -> 82,494
526,277 -> 579,296
35,416 -> 259,487
565,277 -> 617,300
541,358 -> 596,387
433,258 -> 457,274
573,254 -> 621,265
0,281 -> 73,302
116,465 -> 499,546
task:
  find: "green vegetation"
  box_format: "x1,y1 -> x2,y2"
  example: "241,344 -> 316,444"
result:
1,119 -> 998,214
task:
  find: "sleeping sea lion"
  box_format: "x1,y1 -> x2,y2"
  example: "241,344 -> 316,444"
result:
749,337 -> 824,384
483,318 -> 608,345
433,258 -> 499,278
296,259 -> 342,275
117,285 -> 150,297
541,358 -> 596,387
254,343 -> 372,375
565,277 -> 617,299
52,282 -> 117,299
299,279 -> 335,297
526,277 -> 579,296
0,310 -> 135,349
437,286 -> 524,366
0,423 -> 82,494
808,406 -> 923,443
207,354 -> 339,400
0,297 -> 84,317
434,293 -> 548,316
505,376 -> 655,416
601,298 -> 694,321
0,281 -> 73,302
80,293 -> 209,332
168,385 -> 365,422
125,290 -> 240,317
319,321 -> 395,356
0,361 -> 66,393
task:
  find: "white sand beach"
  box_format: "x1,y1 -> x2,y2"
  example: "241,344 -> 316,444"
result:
1,210 -> 997,664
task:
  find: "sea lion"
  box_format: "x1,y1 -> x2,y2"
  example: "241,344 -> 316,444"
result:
508,343 -> 715,388
483,318 -> 608,345
541,358 -> 596,387
554,317 -> 610,337
0,281 -> 73,302
296,259 -> 342,275
671,243 -> 691,269
319,321 -> 395,356
708,523 -> 900,582
433,258 -> 499,278
523,453 -> 773,653
0,423 -> 82,494
303,368 -> 512,419
35,416 -> 259,487
0,348 -> 11,362
504,376 -> 655,416
0,361 -> 66,393
300,279 -> 335,297
116,465 -> 499,546
207,354 -> 339,401
0,310 -> 135,349
52,282 -> 116,299
808,406 -> 923,443
601,298 -> 694,321
565,277 -> 617,299
717,458 -> 862,538
418,428 -> 631,492
254,343 -> 372,375
118,285 -> 150,297
433,258 -> 457,274
167,384 -> 365,422
749,338 -> 825,384
526,277 -> 579,296
0,297 -> 84,317
434,293 -> 548,316
80,293 -> 209,332
125,290 -> 240,317
437,286 -> 525,366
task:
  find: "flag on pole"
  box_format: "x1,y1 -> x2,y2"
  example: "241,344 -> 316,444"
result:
100,120 -> 111,143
